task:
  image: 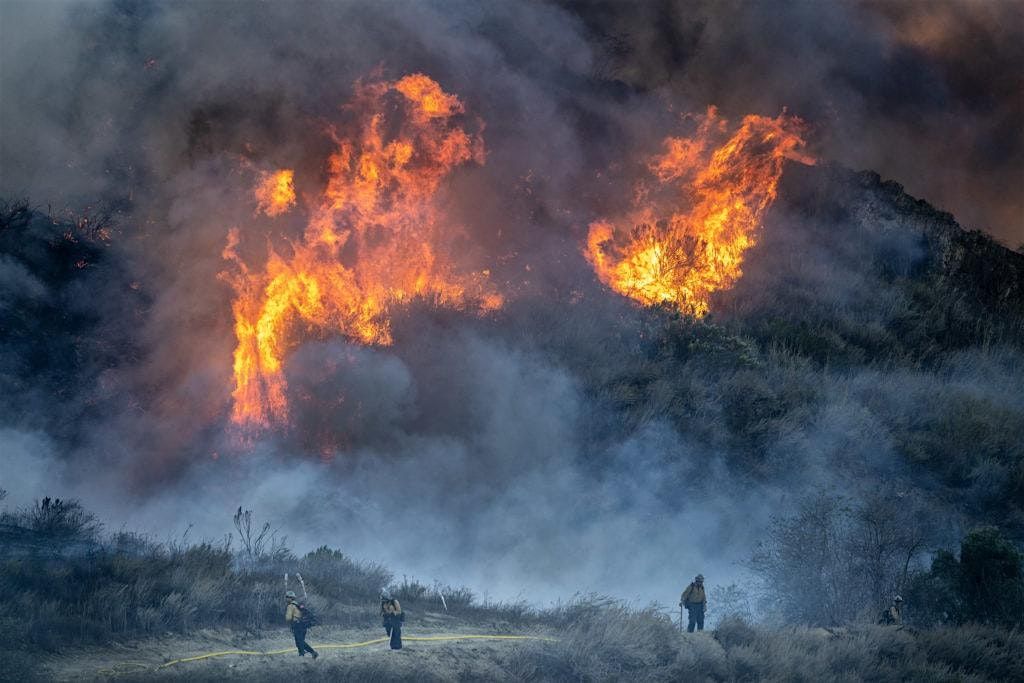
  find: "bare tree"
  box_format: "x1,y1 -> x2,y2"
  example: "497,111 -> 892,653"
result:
231,507 -> 291,569
750,494 -> 857,625
749,492 -> 936,626
847,492 -> 934,604
233,507 -> 273,563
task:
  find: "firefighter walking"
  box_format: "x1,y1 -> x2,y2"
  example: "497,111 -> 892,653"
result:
380,590 -> 404,650
680,574 -> 707,632
285,590 -> 319,658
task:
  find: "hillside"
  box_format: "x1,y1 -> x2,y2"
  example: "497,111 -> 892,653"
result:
3,161 -> 1024,680
3,155 -> 1024,548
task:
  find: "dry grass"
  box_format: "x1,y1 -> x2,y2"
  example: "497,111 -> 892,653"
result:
41,610 -> 1020,682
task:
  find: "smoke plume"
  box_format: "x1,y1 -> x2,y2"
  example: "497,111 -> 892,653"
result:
1,0 -> 1021,610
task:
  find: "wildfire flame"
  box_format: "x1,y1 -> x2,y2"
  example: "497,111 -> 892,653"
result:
586,107 -> 813,316
222,74 -> 500,428
254,169 -> 296,217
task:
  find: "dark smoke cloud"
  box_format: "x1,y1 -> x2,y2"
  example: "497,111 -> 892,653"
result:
558,0 -> 1024,246
0,0 -> 1020,611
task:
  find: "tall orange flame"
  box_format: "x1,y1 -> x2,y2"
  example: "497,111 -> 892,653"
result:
222,74 -> 500,428
586,107 -> 813,316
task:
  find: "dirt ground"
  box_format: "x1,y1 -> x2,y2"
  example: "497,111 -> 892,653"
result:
38,625 -> 560,682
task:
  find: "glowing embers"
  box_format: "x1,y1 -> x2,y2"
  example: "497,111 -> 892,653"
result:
222,74 -> 500,429
586,107 -> 813,317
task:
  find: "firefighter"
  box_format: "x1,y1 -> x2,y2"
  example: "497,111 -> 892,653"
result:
680,574 -> 707,632
879,595 -> 903,625
380,590 -> 404,650
285,591 -> 319,659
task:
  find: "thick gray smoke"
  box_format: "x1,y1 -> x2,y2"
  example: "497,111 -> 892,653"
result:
561,0 -> 1024,247
1,0 -> 1021,612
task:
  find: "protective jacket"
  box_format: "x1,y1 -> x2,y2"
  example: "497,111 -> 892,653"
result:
285,601 -> 302,623
681,582 -> 707,607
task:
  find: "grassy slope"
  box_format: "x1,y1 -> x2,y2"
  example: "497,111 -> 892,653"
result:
37,622 -> 559,682
25,616 -> 1024,682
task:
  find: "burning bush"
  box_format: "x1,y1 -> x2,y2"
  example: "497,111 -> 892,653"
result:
586,107 -> 812,317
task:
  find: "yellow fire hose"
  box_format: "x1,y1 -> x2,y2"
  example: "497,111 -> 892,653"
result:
155,634 -> 557,670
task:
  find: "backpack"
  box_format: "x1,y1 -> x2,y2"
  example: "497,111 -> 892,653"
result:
297,602 -> 318,627
381,599 -> 404,626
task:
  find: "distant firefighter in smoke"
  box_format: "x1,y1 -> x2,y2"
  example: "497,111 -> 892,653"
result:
680,574 -> 707,632
879,595 -> 904,625
380,589 -> 405,650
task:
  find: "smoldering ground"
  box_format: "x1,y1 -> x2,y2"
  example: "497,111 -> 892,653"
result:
1,0 -> 1022,612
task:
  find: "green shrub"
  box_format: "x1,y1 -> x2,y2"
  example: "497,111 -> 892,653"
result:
918,624 -> 1024,681
907,527 -> 1024,628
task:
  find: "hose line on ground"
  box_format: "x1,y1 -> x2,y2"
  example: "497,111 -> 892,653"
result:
155,634 -> 557,669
